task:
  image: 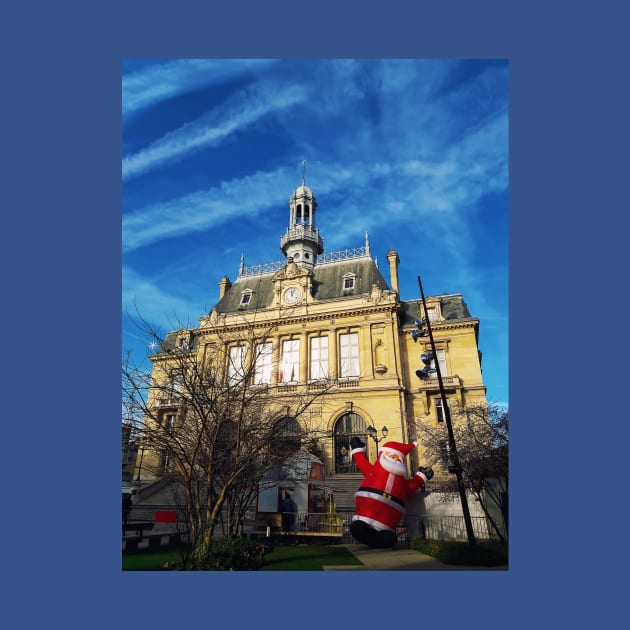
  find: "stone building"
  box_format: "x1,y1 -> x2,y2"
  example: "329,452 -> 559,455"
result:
136,177 -> 487,517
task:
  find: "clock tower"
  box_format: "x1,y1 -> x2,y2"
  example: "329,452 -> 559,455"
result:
279,176 -> 324,271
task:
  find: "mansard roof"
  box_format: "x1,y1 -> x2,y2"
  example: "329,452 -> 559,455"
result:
399,295 -> 475,327
212,257 -> 390,314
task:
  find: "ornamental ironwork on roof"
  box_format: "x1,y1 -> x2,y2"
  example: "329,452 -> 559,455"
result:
240,244 -> 371,277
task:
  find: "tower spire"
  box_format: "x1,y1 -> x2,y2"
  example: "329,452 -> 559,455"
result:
280,172 -> 323,271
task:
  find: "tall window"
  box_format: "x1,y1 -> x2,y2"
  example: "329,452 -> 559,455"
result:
439,440 -> 452,468
430,349 -> 447,378
164,414 -> 175,434
254,342 -> 272,384
279,339 -> 300,383
170,373 -> 183,397
436,397 -> 449,423
310,336 -> 329,380
227,345 -> 246,386
339,332 -> 360,377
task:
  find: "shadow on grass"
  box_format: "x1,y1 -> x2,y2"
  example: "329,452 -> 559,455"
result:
122,543 -> 364,571
259,544 -> 363,571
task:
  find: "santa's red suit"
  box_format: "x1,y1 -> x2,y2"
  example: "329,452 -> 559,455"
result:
351,440 -> 429,534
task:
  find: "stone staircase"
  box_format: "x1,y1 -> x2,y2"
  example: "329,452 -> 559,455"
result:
325,473 -> 362,511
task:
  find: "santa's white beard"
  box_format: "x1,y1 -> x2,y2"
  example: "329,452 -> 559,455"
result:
379,453 -> 407,476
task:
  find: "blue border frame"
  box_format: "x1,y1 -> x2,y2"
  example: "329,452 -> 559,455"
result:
5,0 -> 616,626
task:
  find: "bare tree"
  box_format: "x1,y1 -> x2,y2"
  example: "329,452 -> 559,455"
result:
415,402 -> 508,542
122,310 -> 333,562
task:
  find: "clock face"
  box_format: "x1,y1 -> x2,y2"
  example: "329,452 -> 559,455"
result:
283,287 -> 301,304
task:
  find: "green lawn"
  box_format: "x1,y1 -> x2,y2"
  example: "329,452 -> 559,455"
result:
122,544 -> 363,571
123,549 -> 184,571
259,544 -> 363,571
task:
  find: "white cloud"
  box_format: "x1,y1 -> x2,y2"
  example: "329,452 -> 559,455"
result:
123,82 -> 308,180
123,167 -> 297,252
122,59 -> 277,115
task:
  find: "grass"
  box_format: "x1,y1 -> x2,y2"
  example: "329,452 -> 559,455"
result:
259,544 -> 363,571
122,543 -> 363,571
123,548 -> 184,571
123,540 -> 509,570
411,537 -> 508,566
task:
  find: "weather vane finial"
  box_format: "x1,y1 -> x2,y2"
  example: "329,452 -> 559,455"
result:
301,156 -> 306,185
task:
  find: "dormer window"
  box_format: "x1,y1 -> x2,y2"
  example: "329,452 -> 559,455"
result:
177,336 -> 189,352
426,307 -> 439,323
240,289 -> 253,307
342,273 -> 357,294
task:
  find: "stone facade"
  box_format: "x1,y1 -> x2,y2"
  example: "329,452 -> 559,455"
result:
138,179 -> 487,483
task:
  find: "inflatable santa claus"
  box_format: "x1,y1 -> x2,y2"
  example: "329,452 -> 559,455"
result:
349,436 -> 434,548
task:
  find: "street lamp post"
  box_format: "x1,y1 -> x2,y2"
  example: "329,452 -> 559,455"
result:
366,425 -> 388,462
135,443 -> 145,483
416,275 -> 476,546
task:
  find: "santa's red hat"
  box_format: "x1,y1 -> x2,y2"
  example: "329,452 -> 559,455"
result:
379,441 -> 416,459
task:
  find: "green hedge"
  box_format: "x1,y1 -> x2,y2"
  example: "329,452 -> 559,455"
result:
411,537 -> 508,566
198,537 -> 273,571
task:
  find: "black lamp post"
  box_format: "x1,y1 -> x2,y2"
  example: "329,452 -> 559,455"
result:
135,443 -> 145,483
366,425 -> 388,462
416,275 -> 476,546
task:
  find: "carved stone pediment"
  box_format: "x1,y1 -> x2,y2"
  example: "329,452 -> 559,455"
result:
272,257 -> 312,282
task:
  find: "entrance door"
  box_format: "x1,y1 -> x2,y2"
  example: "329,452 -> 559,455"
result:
333,412 -> 367,474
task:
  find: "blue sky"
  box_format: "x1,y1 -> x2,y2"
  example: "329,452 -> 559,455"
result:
122,58 -> 508,406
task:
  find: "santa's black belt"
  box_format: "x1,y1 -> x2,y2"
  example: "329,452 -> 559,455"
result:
359,487 -> 405,507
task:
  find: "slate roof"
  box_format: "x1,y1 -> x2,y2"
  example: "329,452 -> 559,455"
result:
151,263 -> 475,358
399,295 -> 474,327
213,257 -> 391,314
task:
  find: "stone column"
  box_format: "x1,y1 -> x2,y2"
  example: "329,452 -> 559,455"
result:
299,332 -> 308,383
328,326 -> 338,380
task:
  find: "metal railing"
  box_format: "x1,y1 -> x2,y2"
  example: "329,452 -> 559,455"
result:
268,511 -> 421,546
127,504 -> 504,547
418,514 -> 504,542
318,245 -> 369,264
239,244 -> 370,277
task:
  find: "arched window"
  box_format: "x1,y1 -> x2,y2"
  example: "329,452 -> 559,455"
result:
333,412 -> 367,474
304,205 -> 310,224
274,417 -> 301,458
296,204 -> 302,224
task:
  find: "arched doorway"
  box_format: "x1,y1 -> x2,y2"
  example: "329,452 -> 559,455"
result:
333,412 -> 367,474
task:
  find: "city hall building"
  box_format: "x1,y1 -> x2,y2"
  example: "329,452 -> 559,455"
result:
134,177 -> 488,527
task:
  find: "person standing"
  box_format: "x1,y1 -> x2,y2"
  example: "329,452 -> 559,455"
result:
280,492 -> 298,533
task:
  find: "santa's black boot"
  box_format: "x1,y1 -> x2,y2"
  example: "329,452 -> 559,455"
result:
376,530 -> 398,548
351,521 -> 398,548
350,520 -> 373,545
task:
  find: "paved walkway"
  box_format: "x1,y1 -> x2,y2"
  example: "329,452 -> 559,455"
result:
323,544 -> 507,571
